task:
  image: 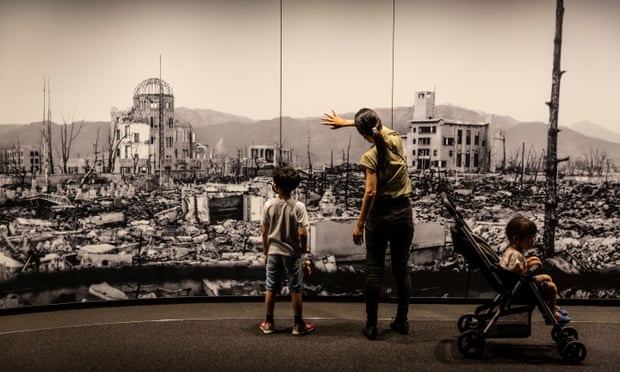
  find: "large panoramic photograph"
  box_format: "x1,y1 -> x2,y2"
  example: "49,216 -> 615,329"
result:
0,0 -> 618,309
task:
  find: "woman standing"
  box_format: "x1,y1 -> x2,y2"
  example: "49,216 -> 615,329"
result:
321,108 -> 414,340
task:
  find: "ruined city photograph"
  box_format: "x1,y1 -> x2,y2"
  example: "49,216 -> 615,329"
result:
0,0 -> 618,310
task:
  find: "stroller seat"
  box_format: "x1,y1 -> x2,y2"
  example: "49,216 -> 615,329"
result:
439,192 -> 587,364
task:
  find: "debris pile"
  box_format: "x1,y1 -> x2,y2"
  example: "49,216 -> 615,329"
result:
0,173 -> 617,305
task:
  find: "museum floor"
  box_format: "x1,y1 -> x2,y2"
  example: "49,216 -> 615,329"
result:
0,300 -> 618,371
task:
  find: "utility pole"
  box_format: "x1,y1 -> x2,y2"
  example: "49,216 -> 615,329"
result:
278,0 -> 283,166
307,131 -> 312,175
47,78 -> 54,176
543,0 -> 566,259
345,135 -> 352,209
520,142 -> 525,188
237,148 -> 242,183
41,77 -> 49,187
159,55 -> 164,187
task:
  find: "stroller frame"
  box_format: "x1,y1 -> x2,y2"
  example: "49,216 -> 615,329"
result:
439,192 -> 587,364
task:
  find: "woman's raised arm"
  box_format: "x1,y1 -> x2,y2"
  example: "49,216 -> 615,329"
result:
321,109 -> 355,129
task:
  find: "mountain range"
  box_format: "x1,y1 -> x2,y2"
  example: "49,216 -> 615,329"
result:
1,105 -> 618,169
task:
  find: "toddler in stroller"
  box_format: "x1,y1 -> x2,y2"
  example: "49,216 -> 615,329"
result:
439,192 -> 586,364
500,215 -> 570,324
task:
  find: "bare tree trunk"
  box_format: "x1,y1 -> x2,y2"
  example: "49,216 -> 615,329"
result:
520,142 -> 525,188
532,149 -> 545,183
59,119 -> 84,174
307,131 -> 312,175
47,80 -> 54,175
344,134 -> 352,209
107,124 -> 127,173
93,127 -> 100,173
543,0 -> 565,259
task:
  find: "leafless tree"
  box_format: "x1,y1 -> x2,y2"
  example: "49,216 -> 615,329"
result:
307,131 -> 313,175
59,117 -> 84,174
106,123 -> 127,173
92,127 -> 101,172
526,147 -> 545,183
604,158 -> 615,182
585,148 -> 608,176
543,0 -> 565,259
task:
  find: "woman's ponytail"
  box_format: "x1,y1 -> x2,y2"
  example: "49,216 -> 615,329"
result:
355,108 -> 389,181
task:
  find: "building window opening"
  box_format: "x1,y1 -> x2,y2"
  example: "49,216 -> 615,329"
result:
265,149 -> 274,163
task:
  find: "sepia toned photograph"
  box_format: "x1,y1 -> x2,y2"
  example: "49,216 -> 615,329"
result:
0,0 -> 618,311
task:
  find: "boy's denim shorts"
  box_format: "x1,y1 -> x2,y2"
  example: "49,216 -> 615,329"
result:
265,254 -> 303,292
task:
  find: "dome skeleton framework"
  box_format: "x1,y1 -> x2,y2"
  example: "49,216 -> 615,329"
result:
133,77 -> 174,97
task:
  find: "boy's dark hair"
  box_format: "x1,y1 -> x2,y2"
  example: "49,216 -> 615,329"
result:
273,165 -> 301,194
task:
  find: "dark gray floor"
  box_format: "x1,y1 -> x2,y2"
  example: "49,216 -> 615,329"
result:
0,302 -> 617,371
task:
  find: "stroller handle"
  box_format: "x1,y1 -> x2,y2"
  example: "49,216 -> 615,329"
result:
439,192 -> 459,218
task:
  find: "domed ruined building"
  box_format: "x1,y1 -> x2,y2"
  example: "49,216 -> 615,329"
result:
110,78 -> 193,175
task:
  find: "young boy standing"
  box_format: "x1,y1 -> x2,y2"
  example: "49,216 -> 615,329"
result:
260,165 -> 314,335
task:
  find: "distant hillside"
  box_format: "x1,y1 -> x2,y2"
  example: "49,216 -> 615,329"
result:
191,116 -> 370,167
569,120 -> 620,144
504,122 -> 620,166
2,106 -> 618,169
0,121 -> 111,159
175,107 -> 254,127
434,104 -> 521,131
0,125 -> 22,137
190,111 -> 620,168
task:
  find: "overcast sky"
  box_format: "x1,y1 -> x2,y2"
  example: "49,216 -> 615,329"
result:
0,0 -> 618,131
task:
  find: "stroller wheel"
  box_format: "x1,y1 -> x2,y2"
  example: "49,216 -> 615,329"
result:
457,330 -> 485,358
559,340 -> 587,364
551,325 -> 579,342
457,314 -> 482,332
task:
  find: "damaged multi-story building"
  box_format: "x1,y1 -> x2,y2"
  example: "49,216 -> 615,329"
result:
110,78 -> 194,175
406,91 -> 491,173
0,145 -> 42,176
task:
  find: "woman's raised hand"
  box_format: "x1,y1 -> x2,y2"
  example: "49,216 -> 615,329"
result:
321,110 -> 352,129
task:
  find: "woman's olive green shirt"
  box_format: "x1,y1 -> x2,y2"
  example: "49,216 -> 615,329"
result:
359,128 -> 412,200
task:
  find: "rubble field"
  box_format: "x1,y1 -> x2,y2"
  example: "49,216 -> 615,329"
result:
0,173 -> 618,307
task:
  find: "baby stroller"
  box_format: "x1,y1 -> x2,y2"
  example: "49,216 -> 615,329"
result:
439,192 -> 587,364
